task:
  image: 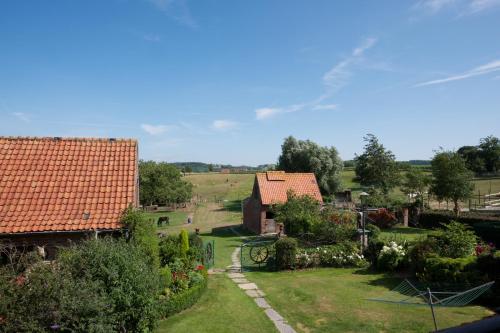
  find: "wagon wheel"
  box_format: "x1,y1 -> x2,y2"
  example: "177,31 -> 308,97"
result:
205,243 -> 213,262
249,245 -> 269,264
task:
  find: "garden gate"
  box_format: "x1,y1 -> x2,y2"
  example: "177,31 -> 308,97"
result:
240,237 -> 277,272
202,240 -> 215,269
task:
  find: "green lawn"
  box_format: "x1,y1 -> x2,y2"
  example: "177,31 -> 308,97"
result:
143,210 -> 189,228
156,274 -> 275,333
246,268 -> 494,333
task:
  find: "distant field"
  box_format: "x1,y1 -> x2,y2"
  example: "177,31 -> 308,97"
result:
185,173 -> 254,202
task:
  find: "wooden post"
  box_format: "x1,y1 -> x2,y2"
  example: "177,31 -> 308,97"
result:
403,207 -> 409,227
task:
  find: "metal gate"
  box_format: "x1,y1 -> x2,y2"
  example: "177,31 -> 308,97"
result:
240,238 -> 277,272
202,240 -> 215,269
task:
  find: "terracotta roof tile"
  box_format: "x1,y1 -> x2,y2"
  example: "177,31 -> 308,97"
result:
256,171 -> 323,205
0,137 -> 138,234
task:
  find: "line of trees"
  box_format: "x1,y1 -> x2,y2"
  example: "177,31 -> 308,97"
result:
275,133 -> 498,216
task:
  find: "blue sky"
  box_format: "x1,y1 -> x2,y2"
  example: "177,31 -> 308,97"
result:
1,0 -> 499,165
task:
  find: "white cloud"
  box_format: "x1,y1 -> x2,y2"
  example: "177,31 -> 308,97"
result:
212,120 -> 238,131
415,59 -> 500,86
414,0 -> 500,15
146,0 -> 198,28
141,124 -> 171,135
255,37 -> 377,120
255,108 -> 283,120
312,104 -> 338,111
12,112 -> 30,122
143,33 -> 161,42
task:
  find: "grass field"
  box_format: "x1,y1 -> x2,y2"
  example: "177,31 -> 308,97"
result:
246,268 -> 493,333
379,225 -> 435,243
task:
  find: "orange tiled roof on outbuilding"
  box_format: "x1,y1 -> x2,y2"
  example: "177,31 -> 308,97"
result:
256,171 -> 323,205
0,137 -> 138,234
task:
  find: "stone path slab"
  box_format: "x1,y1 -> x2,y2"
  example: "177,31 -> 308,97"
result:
228,245 -> 296,333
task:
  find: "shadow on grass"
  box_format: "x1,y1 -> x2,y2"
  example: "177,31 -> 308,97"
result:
200,224 -> 256,238
353,267 -> 410,289
214,200 -> 242,213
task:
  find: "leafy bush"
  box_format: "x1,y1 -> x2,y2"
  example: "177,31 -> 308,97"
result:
179,230 -> 190,257
122,207 -> 160,268
366,224 -> 381,240
160,274 -> 207,317
364,239 -> 385,267
377,241 -> 407,271
434,221 -> 477,258
160,266 -> 173,290
58,238 -> 161,332
476,251 -> 500,306
274,193 -> 322,236
0,262 -> 115,332
274,237 -> 298,270
310,219 -> 357,244
473,221 -> 500,247
159,235 -> 181,266
419,210 -> 500,229
296,242 -> 366,269
368,208 -> 398,229
419,256 -> 483,285
321,208 -> 357,225
408,237 -> 439,273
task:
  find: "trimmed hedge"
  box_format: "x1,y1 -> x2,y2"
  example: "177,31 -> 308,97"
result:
419,256 -> 483,285
275,237 -> 298,270
419,210 -> 500,245
160,276 -> 208,317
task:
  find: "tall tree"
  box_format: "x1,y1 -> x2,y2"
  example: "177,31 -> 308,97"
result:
457,145 -> 485,174
354,134 -> 400,194
430,151 -> 474,217
401,166 -> 431,207
276,136 -> 343,195
139,161 -> 193,206
479,135 -> 500,173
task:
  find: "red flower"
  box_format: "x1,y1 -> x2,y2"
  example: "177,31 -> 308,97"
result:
196,265 -> 205,271
14,275 -> 25,286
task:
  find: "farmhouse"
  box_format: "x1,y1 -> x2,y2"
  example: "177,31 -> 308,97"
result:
0,136 -> 138,259
243,171 -> 323,234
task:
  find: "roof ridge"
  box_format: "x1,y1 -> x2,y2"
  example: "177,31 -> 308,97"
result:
0,136 -> 137,143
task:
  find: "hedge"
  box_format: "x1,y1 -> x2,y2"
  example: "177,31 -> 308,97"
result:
418,210 -> 500,245
274,237 -> 298,270
419,256 -> 483,285
160,276 -> 208,317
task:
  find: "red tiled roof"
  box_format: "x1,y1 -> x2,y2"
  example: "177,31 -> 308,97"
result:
0,137 -> 138,234
256,171 -> 323,205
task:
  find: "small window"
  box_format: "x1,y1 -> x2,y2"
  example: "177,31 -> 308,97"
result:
265,211 -> 275,219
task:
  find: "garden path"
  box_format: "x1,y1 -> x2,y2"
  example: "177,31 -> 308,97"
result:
226,229 -> 296,333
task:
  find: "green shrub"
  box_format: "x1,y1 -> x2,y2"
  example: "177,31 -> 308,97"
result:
122,207 -> 160,268
179,230 -> 190,257
274,193 -> 322,236
434,221 -> 477,258
160,275 -> 208,317
476,251 -> 500,307
419,210 -> 500,230
419,256 -> 483,285
317,242 -> 366,268
0,262 -> 115,332
377,241 -> 408,271
473,221 -> 500,247
274,237 -> 298,270
311,220 -> 357,244
408,237 -> 439,273
366,224 -> 381,240
160,266 -> 173,290
364,239 -> 385,266
58,238 -> 161,332
159,235 -> 181,266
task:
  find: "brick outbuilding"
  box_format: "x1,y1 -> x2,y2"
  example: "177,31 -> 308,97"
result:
243,171 -> 323,234
0,136 -> 138,258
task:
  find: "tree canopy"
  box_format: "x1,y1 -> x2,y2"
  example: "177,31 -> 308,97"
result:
430,150 -> 474,216
276,136 -> 343,195
139,160 -> 193,206
354,134 -> 400,194
458,135 -> 500,175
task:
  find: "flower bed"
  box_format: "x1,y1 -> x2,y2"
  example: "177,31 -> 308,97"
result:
160,273 -> 208,317
296,242 -> 367,269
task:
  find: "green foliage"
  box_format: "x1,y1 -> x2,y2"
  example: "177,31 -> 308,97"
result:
408,237 -> 439,273
476,251 -> 500,306
459,135 -> 500,174
121,207 -> 160,268
0,261 -> 115,332
274,237 -> 298,270
419,256 -> 482,285
276,136 -> 343,194
430,150 -> 474,216
57,238 -> 161,332
160,266 -> 173,290
354,134 -> 400,194
377,241 -> 408,271
274,192 -> 322,236
160,275 -> 208,318
366,224 -> 381,240
364,239 -> 385,267
401,166 -> 431,205
139,160 -> 193,206
311,219 -> 357,244
434,221 -> 477,258
473,221 -> 500,247
159,235 -> 181,266
179,230 -> 190,257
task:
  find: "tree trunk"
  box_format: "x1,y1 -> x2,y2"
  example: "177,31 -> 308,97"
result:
453,199 -> 460,218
